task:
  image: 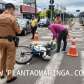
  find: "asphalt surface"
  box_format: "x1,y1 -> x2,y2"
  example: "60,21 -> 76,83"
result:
54,20 -> 84,84
1,19 -> 84,84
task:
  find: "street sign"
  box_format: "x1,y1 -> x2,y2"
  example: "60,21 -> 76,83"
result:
50,0 -> 54,4
49,4 -> 55,10
49,4 -> 55,22
76,10 -> 80,12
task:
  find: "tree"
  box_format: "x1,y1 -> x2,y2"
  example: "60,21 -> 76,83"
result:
36,12 -> 41,21
46,9 -> 51,19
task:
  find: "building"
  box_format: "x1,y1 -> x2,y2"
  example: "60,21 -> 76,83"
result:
23,0 -> 35,7
20,4 -> 36,19
0,0 -> 23,17
0,0 -> 37,19
22,0 -> 37,19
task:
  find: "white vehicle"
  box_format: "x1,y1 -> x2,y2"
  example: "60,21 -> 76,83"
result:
38,18 -> 50,27
17,18 -> 31,36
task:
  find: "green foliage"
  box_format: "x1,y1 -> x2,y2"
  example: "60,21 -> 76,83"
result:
46,9 -> 51,19
36,10 -> 47,19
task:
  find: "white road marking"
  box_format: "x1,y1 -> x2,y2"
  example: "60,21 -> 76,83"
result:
13,64 -> 24,75
0,64 -> 23,84
0,78 -> 6,84
41,36 -> 52,39
35,53 -> 64,84
80,51 -> 84,84
76,38 -> 84,41
80,51 -> 84,69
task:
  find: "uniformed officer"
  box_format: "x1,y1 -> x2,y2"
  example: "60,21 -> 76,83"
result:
0,3 -> 21,83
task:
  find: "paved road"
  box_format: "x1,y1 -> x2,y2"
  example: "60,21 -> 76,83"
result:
1,19 -> 84,84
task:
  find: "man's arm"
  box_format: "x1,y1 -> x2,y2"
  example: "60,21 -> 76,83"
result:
12,18 -> 21,34
50,27 -> 58,40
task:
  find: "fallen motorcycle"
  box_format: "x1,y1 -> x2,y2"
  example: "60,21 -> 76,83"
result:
16,41 -> 56,64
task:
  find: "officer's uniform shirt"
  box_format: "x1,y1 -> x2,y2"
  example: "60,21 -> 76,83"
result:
0,11 -> 20,37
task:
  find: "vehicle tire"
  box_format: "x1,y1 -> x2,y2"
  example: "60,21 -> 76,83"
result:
24,30 -> 27,36
38,25 -> 41,27
21,29 -> 26,36
16,46 -> 32,64
46,48 -> 52,56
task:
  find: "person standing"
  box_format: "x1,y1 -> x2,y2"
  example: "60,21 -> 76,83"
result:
31,16 -> 38,39
48,23 -> 68,53
54,16 -> 62,24
0,3 -> 21,83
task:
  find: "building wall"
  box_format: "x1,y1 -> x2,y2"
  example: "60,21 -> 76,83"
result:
0,0 -> 23,18
0,0 -> 36,18
0,0 -> 2,2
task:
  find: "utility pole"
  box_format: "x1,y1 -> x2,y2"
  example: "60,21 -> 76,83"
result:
62,7 -> 66,24
49,0 -> 54,22
35,0 -> 37,17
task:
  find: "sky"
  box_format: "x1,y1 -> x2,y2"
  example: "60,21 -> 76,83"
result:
3,0 -> 84,13
37,0 -> 84,13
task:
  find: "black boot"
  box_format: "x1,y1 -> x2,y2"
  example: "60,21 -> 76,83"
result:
6,76 -> 17,83
0,75 -> 5,79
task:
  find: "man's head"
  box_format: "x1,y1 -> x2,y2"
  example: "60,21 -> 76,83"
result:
5,3 -> 15,15
55,15 -> 62,24
32,15 -> 35,20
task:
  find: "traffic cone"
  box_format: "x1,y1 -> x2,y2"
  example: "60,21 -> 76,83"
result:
67,37 -> 78,57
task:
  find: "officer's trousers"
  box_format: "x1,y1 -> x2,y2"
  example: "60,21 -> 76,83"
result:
0,39 -> 16,80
